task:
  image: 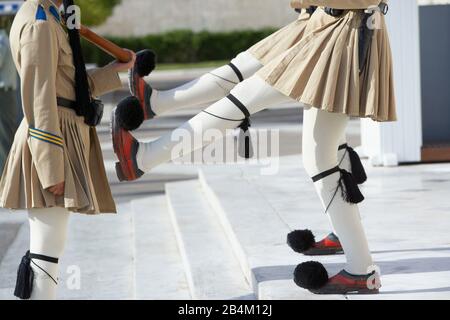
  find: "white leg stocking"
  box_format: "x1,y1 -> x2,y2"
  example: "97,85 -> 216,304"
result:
27,207 -> 70,300
302,107 -> 373,275
151,51 -> 262,116
137,76 -> 292,171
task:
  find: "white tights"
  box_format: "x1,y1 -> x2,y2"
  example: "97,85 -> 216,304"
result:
148,51 -> 350,168
138,75 -> 373,275
28,207 -> 70,300
151,51 -> 263,116
302,107 -> 373,275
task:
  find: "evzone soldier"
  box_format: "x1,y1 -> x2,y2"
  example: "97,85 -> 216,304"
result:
0,0 -> 135,299
113,0 -> 395,294
119,4 -> 368,257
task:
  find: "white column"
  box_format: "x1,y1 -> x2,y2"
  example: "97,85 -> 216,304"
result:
360,0 -> 423,166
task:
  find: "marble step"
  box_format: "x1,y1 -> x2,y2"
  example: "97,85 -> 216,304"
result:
198,165 -> 346,300
57,202 -> 135,299
131,195 -> 190,299
166,180 -> 254,300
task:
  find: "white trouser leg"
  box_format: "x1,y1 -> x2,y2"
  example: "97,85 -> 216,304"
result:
28,207 -> 70,300
138,76 -> 292,171
151,51 -> 262,115
302,107 -> 373,275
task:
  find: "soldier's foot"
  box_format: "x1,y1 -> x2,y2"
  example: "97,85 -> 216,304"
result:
287,230 -> 344,256
294,262 -> 380,295
129,50 -> 156,121
112,106 -> 144,182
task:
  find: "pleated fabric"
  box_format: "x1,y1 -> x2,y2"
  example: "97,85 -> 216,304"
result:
248,11 -> 311,65
0,107 -> 116,214
257,8 -> 396,122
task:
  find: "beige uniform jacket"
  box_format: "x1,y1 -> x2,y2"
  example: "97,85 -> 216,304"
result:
0,0 -> 122,213
291,0 -> 381,9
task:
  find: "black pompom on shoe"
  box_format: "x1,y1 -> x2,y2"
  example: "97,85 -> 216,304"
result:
135,49 -> 156,78
116,96 -> 144,131
294,261 -> 329,290
287,229 -> 315,253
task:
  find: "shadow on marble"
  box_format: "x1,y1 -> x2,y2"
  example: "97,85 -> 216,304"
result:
253,256 -> 450,284
372,247 -> 450,254
380,286 -> 450,295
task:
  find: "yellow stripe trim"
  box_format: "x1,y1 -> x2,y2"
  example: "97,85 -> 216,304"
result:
29,132 -> 64,146
29,129 -> 63,143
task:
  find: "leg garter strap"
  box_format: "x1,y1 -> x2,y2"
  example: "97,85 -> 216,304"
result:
30,253 -> 59,264
14,251 -> 59,300
228,62 -> 244,82
201,94 -> 253,158
312,166 -> 365,213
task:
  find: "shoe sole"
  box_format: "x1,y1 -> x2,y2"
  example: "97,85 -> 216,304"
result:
303,248 -> 344,256
111,108 -> 144,182
311,287 -> 380,295
128,67 -> 154,121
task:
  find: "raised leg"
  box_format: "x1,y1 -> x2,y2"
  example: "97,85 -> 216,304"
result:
128,51 -> 263,124
136,75 -> 292,172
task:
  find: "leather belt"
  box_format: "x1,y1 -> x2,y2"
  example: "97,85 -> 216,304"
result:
324,2 -> 389,17
57,97 -> 77,109
324,7 -> 344,17
295,6 -> 317,15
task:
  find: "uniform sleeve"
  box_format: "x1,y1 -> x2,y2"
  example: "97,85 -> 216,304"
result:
87,63 -> 122,98
20,21 -> 64,189
291,0 -> 381,9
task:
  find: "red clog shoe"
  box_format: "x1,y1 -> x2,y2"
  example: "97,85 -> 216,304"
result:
128,50 -> 156,121
112,104 -> 144,182
287,230 -> 344,256
294,262 -> 381,295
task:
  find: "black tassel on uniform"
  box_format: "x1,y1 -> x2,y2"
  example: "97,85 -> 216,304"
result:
346,146 -> 367,184
338,169 -> 365,204
14,251 -> 34,300
313,166 -> 365,213
238,118 -> 254,159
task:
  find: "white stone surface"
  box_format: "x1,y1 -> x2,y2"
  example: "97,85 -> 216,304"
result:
166,180 -> 254,300
57,203 -> 135,299
131,196 -> 190,300
198,165 -> 345,300
198,156 -> 450,300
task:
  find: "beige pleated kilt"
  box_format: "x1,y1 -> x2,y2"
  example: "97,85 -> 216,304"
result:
248,11 -> 311,65
257,8 -> 397,122
0,107 -> 116,214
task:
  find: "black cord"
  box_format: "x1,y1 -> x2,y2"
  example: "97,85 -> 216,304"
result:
31,260 -> 58,285
325,183 -> 341,213
208,72 -> 239,85
202,110 -> 243,122
338,148 -> 348,167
